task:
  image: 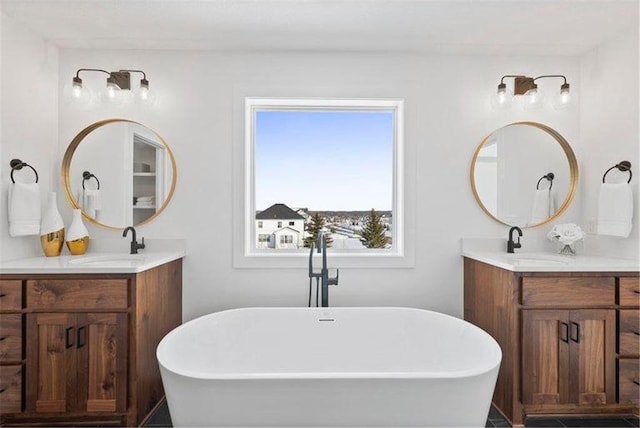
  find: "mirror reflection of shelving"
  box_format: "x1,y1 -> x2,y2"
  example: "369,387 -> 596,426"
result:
132,134 -> 158,224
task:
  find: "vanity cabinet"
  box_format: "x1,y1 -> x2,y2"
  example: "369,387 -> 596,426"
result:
0,280 -> 24,416
0,259 -> 182,427
618,277 -> 640,410
463,258 -> 639,426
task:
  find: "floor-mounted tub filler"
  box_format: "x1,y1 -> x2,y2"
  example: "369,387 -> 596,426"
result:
157,307 -> 501,427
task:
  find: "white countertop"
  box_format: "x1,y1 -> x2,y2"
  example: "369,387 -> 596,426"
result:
0,251 -> 185,274
462,250 -> 640,272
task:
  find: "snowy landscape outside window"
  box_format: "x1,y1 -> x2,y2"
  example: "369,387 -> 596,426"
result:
245,98 -> 404,256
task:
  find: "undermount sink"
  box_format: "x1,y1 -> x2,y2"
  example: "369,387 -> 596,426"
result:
505,253 -> 570,265
68,254 -> 147,266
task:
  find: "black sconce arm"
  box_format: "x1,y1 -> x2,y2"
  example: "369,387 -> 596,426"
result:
75,68 -> 111,79
499,75 -> 525,85
533,74 -> 568,85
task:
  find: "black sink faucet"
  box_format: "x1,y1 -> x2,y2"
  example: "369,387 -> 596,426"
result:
507,226 -> 523,253
122,226 -> 145,254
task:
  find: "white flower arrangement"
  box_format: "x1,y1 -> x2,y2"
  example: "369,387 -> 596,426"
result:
547,223 -> 585,245
547,223 -> 585,255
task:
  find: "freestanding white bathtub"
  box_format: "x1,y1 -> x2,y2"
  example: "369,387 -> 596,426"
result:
157,307 -> 501,427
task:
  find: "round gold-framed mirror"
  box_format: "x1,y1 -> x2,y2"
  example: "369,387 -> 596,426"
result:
470,121 -> 578,228
62,119 -> 177,230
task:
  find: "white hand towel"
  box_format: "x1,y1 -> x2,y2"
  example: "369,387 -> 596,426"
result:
529,188 -> 551,225
8,182 -> 41,236
82,189 -> 102,218
597,182 -> 633,238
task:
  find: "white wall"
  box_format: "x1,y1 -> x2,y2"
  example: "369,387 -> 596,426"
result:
58,49 -> 582,321
0,13 -> 58,261
579,28 -> 639,259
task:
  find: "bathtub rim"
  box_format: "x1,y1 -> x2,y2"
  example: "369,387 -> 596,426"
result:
157,306 -> 502,381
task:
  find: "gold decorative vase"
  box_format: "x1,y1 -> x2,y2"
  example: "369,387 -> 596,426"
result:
66,209 -> 89,255
41,229 -> 65,257
66,236 -> 89,255
40,192 -> 65,257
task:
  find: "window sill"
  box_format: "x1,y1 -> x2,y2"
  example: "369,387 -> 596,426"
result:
233,250 -> 414,269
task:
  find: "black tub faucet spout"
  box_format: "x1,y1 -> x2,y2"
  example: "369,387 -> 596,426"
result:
507,226 -> 523,253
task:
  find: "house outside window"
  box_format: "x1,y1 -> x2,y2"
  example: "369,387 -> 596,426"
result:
258,221 -> 263,228
255,203 -> 305,249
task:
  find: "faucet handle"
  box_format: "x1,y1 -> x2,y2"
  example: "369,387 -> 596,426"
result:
139,237 -> 146,249
328,269 -> 339,286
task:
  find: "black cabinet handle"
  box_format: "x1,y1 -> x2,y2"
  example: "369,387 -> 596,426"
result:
560,322 -> 569,343
0,388 -> 6,394
77,326 -> 86,349
633,289 -> 640,294
633,380 -> 640,386
65,326 -> 74,349
0,336 -> 6,342
634,331 -> 640,336
0,293 -> 6,298
570,322 -> 580,343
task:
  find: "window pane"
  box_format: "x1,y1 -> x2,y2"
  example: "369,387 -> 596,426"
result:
253,106 -> 396,252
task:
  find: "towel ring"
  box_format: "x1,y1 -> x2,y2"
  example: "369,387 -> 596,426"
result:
82,171 -> 100,190
602,161 -> 632,183
536,172 -> 554,190
9,159 -> 39,184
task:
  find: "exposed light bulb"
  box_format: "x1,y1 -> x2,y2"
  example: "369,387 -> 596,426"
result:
491,83 -> 512,110
100,78 -> 124,105
63,77 -> 92,107
522,85 -> 544,110
72,83 -> 83,99
105,82 -> 120,99
136,78 -> 156,105
552,83 -> 573,110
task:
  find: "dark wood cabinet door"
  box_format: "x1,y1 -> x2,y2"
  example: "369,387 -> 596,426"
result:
568,309 -> 616,406
26,313 -> 78,413
76,313 -> 128,413
26,312 -> 128,415
522,309 -> 570,405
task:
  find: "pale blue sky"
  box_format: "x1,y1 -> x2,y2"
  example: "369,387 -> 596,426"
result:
255,110 -> 393,211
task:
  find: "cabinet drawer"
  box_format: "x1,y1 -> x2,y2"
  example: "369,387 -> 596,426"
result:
0,280 -> 23,311
26,279 -> 128,310
521,277 -> 615,306
619,309 -> 640,356
618,358 -> 639,406
0,365 -> 23,414
0,314 -> 23,361
619,277 -> 640,306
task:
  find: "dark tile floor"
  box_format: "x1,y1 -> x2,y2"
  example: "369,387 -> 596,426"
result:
485,405 -> 638,428
146,399 -> 639,428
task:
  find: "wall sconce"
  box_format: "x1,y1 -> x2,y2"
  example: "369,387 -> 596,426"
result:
493,75 -> 572,110
67,68 -> 155,106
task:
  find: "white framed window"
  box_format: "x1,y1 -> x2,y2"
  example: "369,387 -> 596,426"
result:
237,97 -> 407,268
